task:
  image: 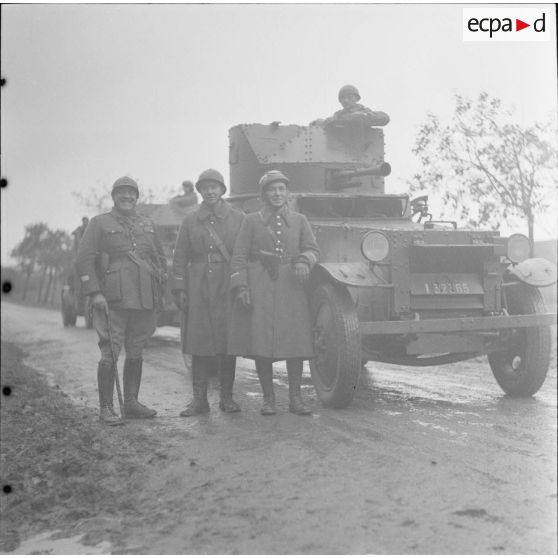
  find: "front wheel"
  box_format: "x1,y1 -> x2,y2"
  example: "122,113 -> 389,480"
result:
309,282 -> 361,408
488,284 -> 551,396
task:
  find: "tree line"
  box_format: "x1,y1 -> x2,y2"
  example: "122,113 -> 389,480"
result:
7,91 -> 556,306
10,223 -> 76,304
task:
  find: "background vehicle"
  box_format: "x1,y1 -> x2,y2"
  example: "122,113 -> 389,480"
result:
61,272 -> 93,328
227,120 -> 557,408
137,192 -> 197,327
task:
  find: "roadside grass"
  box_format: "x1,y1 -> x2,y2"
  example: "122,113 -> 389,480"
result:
0,341 -> 162,553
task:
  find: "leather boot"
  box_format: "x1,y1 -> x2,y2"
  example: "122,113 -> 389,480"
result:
287,359 -> 312,415
256,359 -> 276,415
97,361 -> 123,426
180,356 -> 210,417
123,358 -> 157,418
219,355 -> 241,413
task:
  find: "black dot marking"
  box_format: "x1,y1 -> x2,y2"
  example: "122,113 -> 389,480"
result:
2,281 -> 12,294
0,178 -> 7,188
3,485 -> 12,494
0,77 -> 5,87
2,386 -> 12,396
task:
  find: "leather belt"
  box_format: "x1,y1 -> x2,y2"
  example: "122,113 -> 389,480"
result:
191,253 -> 227,264
249,254 -> 295,264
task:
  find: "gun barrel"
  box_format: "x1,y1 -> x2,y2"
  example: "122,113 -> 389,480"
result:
333,162 -> 392,180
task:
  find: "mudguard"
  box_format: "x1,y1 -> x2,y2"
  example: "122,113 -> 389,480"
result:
312,262 -> 386,287
507,258 -> 557,287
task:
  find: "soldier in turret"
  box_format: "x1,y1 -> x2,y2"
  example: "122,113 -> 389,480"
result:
172,169 -> 244,416
76,176 -> 167,425
228,170 -> 320,416
313,84 -> 390,128
170,180 -> 198,210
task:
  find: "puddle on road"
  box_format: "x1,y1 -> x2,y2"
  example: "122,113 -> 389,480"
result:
10,531 -> 111,555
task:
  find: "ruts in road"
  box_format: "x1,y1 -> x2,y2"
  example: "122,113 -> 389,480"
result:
1,301 -> 556,554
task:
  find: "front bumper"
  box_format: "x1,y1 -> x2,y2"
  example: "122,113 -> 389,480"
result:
360,312 -> 556,335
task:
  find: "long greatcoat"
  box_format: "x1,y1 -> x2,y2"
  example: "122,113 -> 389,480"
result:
172,200 -> 244,356
228,205 -> 319,360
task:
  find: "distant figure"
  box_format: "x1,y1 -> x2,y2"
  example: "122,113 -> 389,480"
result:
312,84 -> 390,128
72,216 -> 89,253
170,180 -> 198,210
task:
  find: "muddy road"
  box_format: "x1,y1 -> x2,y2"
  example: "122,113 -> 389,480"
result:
1,301 -> 556,554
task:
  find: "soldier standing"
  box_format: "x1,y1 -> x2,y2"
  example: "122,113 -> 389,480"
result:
172,169 -> 244,416
76,176 -> 167,425
228,170 -> 319,416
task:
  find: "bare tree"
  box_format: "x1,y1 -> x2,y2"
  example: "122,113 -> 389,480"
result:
410,92 -> 557,252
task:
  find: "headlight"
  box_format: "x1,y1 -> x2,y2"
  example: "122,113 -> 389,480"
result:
507,233 -> 531,263
361,231 -> 390,262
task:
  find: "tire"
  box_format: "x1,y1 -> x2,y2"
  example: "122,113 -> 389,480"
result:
67,309 -> 77,327
488,284 -> 551,397
84,297 -> 93,329
309,282 -> 361,408
61,289 -> 77,327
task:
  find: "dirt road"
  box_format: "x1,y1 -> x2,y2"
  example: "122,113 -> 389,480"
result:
1,301 -> 556,554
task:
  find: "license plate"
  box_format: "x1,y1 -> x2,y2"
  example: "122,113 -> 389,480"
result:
411,274 -> 484,295
425,281 -> 470,295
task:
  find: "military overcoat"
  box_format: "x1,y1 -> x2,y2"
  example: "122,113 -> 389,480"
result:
228,205 -> 319,360
76,209 -> 166,310
172,200 -> 244,356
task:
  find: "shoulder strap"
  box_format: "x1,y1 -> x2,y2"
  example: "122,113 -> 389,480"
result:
203,221 -> 231,262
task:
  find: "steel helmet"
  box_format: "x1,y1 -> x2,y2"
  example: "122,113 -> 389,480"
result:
259,170 -> 290,196
111,176 -> 139,196
338,84 -> 361,102
195,169 -> 226,194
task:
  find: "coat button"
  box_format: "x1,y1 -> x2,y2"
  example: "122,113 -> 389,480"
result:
276,230 -> 281,235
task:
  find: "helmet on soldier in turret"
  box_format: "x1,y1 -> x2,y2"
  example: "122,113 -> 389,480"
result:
258,170 -> 289,196
195,169 -> 226,194
338,84 -> 360,102
111,176 -> 139,197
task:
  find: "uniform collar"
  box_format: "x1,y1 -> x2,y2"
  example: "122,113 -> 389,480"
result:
260,204 -> 291,227
111,207 -> 137,221
337,103 -> 366,115
197,199 -> 229,221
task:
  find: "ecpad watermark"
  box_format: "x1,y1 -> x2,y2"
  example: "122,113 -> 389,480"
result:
463,8 -> 551,41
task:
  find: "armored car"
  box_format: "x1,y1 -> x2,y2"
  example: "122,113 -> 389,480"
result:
228,119 -> 557,408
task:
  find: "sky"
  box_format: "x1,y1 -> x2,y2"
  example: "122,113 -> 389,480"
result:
1,3 -> 557,262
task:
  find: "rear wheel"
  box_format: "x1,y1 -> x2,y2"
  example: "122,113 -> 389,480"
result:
488,284 -> 550,396
84,297 -> 93,329
309,282 -> 361,408
61,288 -> 77,327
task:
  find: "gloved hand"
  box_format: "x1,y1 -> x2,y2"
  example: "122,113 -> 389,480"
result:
235,287 -> 251,310
293,262 -> 310,284
91,293 -> 109,314
173,291 -> 188,312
